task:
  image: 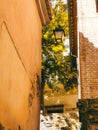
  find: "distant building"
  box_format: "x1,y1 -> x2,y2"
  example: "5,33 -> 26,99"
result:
0,0 -> 51,130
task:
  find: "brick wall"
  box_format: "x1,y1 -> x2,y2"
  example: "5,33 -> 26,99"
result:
79,32 -> 98,99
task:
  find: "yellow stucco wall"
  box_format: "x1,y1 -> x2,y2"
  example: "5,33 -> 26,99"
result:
0,0 -> 42,129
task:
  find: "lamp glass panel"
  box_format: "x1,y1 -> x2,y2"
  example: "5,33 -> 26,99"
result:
55,31 -> 62,39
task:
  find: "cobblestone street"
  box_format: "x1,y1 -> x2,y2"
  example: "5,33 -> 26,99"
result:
40,111 -> 81,130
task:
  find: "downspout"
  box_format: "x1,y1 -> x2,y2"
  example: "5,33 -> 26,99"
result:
77,26 -> 81,99
77,0 -> 81,99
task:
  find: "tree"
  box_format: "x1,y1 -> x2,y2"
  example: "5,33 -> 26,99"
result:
41,0 -> 78,111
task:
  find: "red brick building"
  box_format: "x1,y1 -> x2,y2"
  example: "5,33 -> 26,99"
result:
77,0 -> 98,99
68,0 -> 98,129
68,0 -> 98,99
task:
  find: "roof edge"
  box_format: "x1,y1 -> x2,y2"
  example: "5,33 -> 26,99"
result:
35,0 -> 52,25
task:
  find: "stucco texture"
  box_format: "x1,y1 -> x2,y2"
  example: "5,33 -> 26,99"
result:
0,0 -> 42,129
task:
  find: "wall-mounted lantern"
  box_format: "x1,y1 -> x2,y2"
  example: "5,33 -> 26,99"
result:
53,25 -> 65,43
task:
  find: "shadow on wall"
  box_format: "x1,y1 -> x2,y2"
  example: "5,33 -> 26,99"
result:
0,123 -> 23,130
0,122 -> 4,130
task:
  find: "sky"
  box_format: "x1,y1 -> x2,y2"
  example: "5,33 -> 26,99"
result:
50,0 -> 67,8
63,39 -> 70,56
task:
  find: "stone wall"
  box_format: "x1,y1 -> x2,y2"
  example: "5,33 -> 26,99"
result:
79,32 -> 98,99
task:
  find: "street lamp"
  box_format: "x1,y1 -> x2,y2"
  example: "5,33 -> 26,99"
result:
53,25 -> 65,43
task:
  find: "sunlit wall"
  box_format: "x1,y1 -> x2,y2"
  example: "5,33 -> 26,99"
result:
0,0 -> 42,129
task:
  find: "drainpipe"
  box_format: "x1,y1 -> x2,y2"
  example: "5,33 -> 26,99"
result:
77,28 -> 81,99
77,1 -> 81,100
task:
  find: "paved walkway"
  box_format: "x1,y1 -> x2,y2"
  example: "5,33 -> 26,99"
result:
40,111 -> 81,130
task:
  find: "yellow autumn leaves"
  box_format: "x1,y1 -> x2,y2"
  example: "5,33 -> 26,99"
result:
52,45 -> 66,53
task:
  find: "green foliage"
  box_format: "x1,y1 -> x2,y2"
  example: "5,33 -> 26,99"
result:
42,0 -> 78,91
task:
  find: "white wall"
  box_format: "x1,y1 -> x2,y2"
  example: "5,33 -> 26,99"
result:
77,0 -> 98,47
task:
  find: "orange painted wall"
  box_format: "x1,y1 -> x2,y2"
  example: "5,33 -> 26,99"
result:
0,0 -> 42,130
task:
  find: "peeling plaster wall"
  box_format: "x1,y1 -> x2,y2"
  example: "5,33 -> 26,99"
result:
0,0 -> 41,130
77,0 -> 98,99
77,0 -> 98,48
79,33 -> 98,99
